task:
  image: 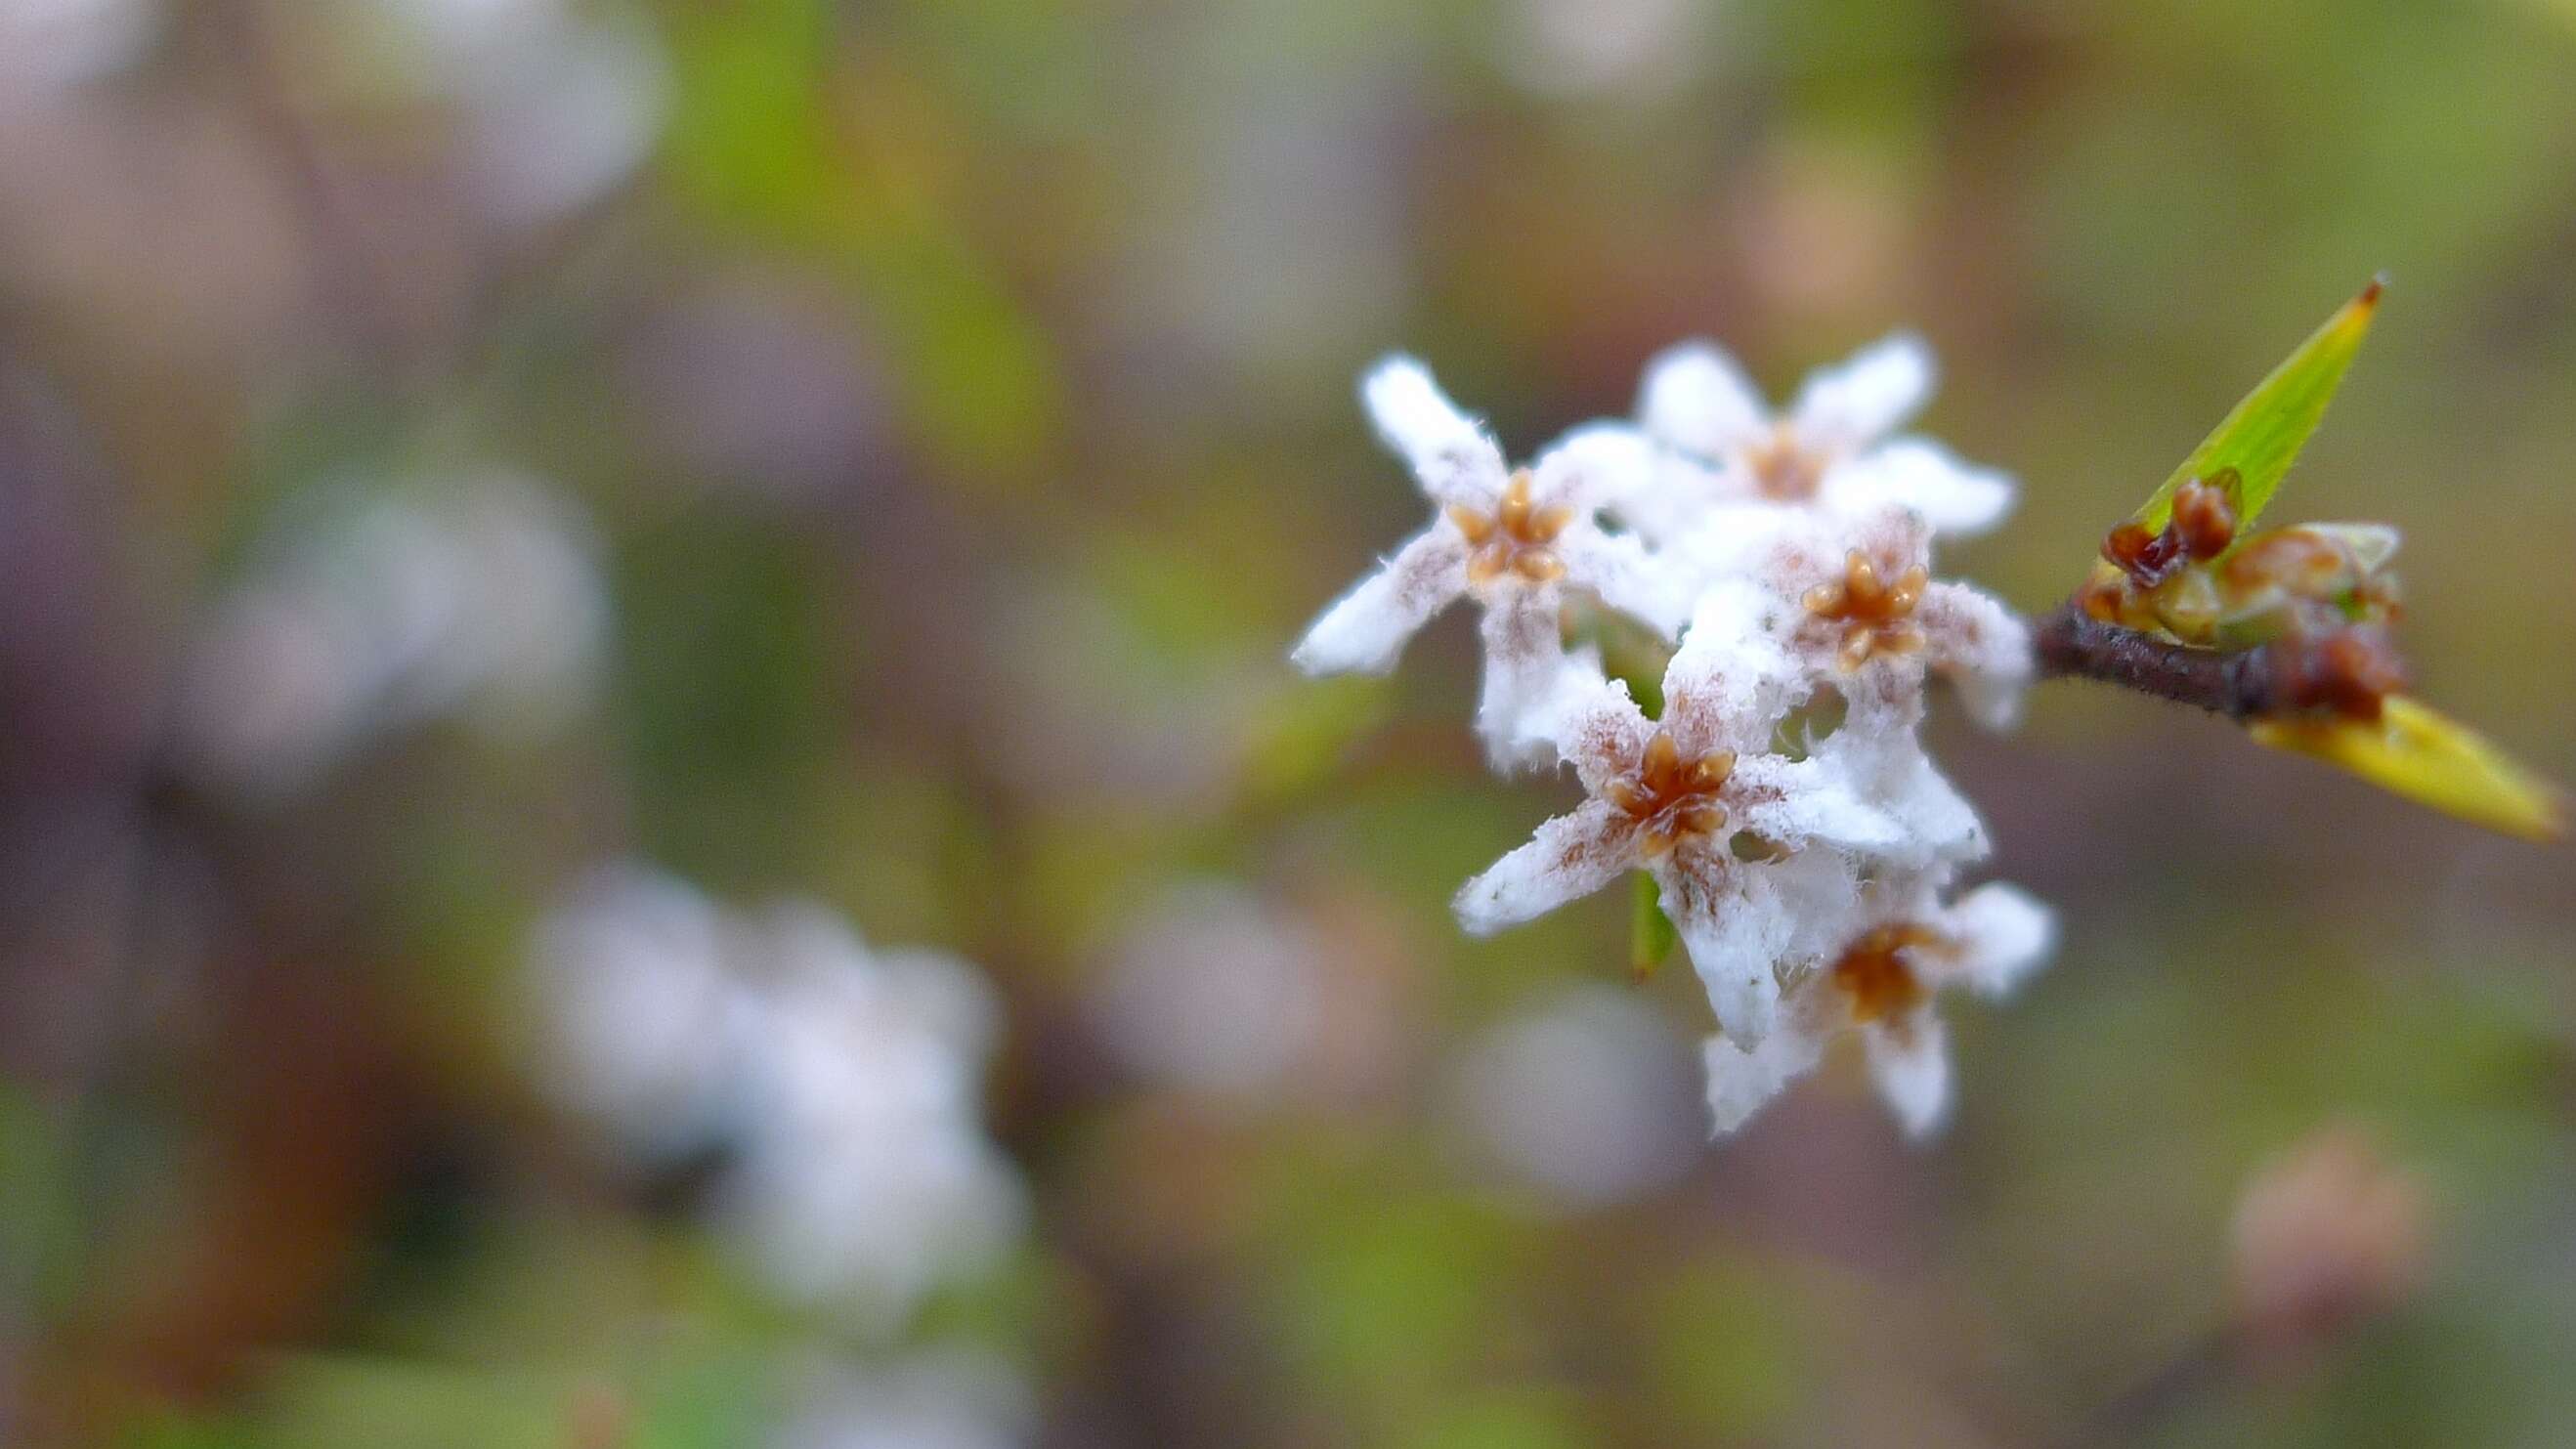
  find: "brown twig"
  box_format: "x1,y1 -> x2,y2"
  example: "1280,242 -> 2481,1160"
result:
2032,603 -> 2281,721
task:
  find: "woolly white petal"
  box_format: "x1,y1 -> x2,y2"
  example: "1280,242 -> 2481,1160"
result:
1729,755 -> 1905,854
1671,501 -> 1809,582
1863,1013 -> 1952,1138
1476,590 -> 1571,770
1605,451 -> 1732,550
1944,882 -> 2056,998
1529,661 -> 1649,793
1360,356 -> 1508,507
1453,798 -> 1636,934
1701,1023 -> 1825,1136
1290,527 -> 1470,675
1789,333 -> 1935,451
1918,583 -> 2034,731
1639,341 -> 1771,457
1815,731 -> 1988,867
1557,526 -> 1690,640
1660,861 -> 1797,1044
1529,422 -> 1659,512
1821,438 -> 2016,538
1660,579 -> 1801,754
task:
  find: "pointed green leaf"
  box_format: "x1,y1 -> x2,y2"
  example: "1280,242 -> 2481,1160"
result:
1630,871 -> 1677,981
2128,277 -> 2384,534
2250,694 -> 2565,841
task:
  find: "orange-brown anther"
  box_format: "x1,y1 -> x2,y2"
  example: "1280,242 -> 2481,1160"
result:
1448,470 -> 1574,586
1606,729 -> 1736,859
1744,425 -> 1826,501
1828,922 -> 1949,1023
1803,549 -> 1929,669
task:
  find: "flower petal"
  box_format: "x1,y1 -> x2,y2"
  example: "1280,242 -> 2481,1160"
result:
1813,730 -> 1989,867
1660,578 -> 1801,754
1528,422 -> 1658,511
1789,332 -> 1935,451
1822,437 -> 2016,537
1476,588 -> 1571,770
1730,754 -> 1906,854
1658,857 -> 1797,1044
1701,1022 -> 1825,1135
1639,341 -> 1772,458
1289,527 -> 1471,675
1453,797 -> 1638,934
1361,356 -> 1509,506
1863,1011 -> 1952,1138
1556,525 -> 1688,639
1916,582 -> 2034,731
1528,659 -> 1649,793
1942,881 -> 2055,998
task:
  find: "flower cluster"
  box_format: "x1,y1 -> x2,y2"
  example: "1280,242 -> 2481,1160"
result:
1296,337 -> 2057,1136
531,863 -> 1026,1332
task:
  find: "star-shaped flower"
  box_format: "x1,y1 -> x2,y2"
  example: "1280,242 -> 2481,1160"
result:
1292,358 -> 1679,767
1621,333 -> 2015,545
1702,867 -> 2054,1138
1452,587 -> 1908,1044
1742,504 -> 2035,733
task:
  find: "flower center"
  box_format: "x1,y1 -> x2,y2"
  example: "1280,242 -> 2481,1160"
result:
1802,549 -> 1929,669
1447,470 -> 1573,586
1602,729 -> 1736,859
1743,424 -> 1827,501
1828,922 -> 1948,1023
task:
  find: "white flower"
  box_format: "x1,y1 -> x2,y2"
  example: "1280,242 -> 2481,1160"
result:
1627,333 -> 2014,543
1292,357 -> 1675,768
1718,503 -> 2035,733
529,861 -> 759,1155
1452,593 -> 1906,1044
723,905 -> 1027,1335
1702,870 -> 2054,1138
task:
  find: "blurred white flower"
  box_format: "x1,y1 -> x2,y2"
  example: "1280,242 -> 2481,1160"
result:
1500,0 -> 1702,98
1628,333 -> 2016,543
356,0 -> 665,228
1448,985 -> 1701,1207
1702,870 -> 2054,1137
721,905 -> 1025,1335
1086,881 -> 1327,1101
0,0 -> 157,100
1293,358 -> 1677,768
772,1348 -> 1034,1449
531,873 -> 1028,1336
529,861 -> 755,1155
172,471 -> 606,800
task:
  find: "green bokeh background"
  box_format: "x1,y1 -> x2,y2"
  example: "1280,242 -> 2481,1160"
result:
3,0 -> 2573,1444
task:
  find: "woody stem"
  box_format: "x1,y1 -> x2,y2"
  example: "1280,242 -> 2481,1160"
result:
2030,602 -> 2279,721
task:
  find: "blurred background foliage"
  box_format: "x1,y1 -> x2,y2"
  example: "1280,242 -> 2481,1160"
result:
2,0 -> 2573,1444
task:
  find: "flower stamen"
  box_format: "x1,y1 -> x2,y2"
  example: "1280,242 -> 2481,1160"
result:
1448,470 -> 1574,586
1606,729 -> 1736,859
1803,549 -> 1930,669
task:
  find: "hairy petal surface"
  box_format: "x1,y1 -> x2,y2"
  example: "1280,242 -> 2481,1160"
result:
1701,1022 -> 1826,1135
1475,590 -> 1572,769
1453,798 -> 1638,935
1822,438 -> 2016,538
1638,341 -> 1770,458
1918,582 -> 2034,730
1290,527 -> 1469,675
1790,332 -> 1935,450
1943,882 -> 2056,997
1862,1011 -> 1952,1138
1361,356 -> 1507,507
